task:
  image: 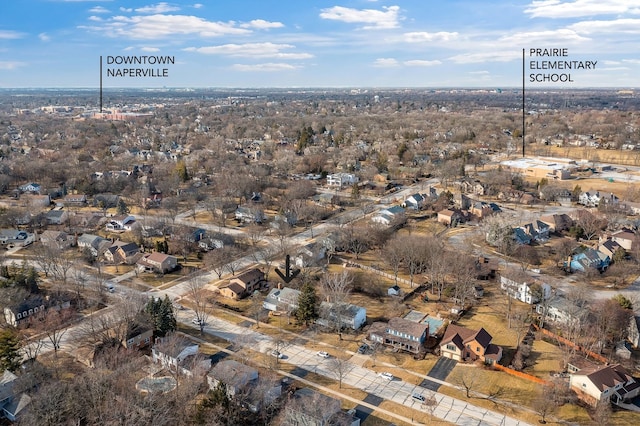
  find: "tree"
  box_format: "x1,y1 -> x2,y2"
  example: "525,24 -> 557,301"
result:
41,308 -> 75,357
573,209 -> 607,241
295,282 -> 318,326
328,356 -> 354,389
0,328 -> 22,372
593,398 -> 612,425
320,271 -> 353,340
117,198 -> 130,215
187,272 -> 211,335
145,295 -> 177,336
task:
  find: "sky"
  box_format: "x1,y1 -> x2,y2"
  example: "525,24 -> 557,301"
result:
0,0 -> 639,88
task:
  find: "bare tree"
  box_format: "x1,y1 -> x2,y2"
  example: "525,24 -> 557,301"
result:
187,272 -> 212,335
204,248 -> 228,279
320,271 -> 353,340
328,356 -> 354,389
40,308 -> 75,358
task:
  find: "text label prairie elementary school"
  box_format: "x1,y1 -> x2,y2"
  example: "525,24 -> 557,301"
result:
528,48 -> 597,83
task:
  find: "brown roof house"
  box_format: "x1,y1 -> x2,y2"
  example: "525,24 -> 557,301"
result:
440,324 -> 502,365
539,213 -> 573,233
137,252 -> 178,274
569,364 -> 640,407
369,317 -> 428,355
219,268 -> 265,300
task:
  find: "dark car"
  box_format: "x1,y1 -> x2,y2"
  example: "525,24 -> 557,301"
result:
357,344 -> 369,354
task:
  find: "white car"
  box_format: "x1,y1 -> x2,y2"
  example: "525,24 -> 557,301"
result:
412,393 -> 426,402
316,351 -> 330,359
270,350 -> 284,359
379,372 -> 394,380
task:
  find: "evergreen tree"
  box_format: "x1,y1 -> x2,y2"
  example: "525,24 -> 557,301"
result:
144,296 -> 176,336
117,199 -> 130,215
295,282 -> 318,326
0,328 -> 22,372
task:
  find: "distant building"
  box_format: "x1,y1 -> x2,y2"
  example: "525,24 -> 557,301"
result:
326,173 -> 359,188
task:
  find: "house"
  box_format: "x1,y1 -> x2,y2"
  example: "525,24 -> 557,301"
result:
0,229 -> 35,247
3,295 -> 46,327
453,193 -> 472,210
24,194 -> 51,209
39,230 -> 74,249
371,205 -> 405,227
235,206 -> 265,224
512,227 -> 533,245
137,252 -> 178,274
317,302 -> 366,330
19,182 -> 41,194
198,237 -> 224,251
440,324 -> 503,365
628,316 -> 640,349
123,321 -> 153,350
152,338 -> 210,377
369,317 -> 428,354
62,193 -> 88,207
458,178 -> 486,196
437,208 -> 466,226
610,229 -> 637,251
387,285 -> 401,296
500,275 -> 551,304
569,364 -> 640,407
474,256 -> 498,280
598,239 -> 624,260
567,247 -> 610,273
519,220 -> 550,242
0,370 -> 31,422
104,240 -> 141,264
402,193 -> 426,210
470,201 -> 493,219
293,242 -> 326,268
106,214 -> 136,231
93,193 -> 120,209
326,172 -> 359,188
77,233 -> 110,257
45,209 -> 69,225
536,294 -> 584,325
539,213 -> 573,233
208,359 -> 258,396
579,189 -> 619,207
219,268 -> 265,300
263,287 -> 300,313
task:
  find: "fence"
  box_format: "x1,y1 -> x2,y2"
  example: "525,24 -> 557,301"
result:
492,363 -> 550,385
532,324 -> 608,364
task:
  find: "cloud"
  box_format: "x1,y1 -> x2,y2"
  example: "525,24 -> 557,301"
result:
449,51 -> 521,64
135,2 -> 180,14
141,46 -> 160,52
38,33 -> 51,42
89,6 -> 110,13
403,31 -> 459,43
193,3 -> 203,9
0,30 -> 23,40
120,7 -> 133,12
320,5 -> 400,29
622,59 -> 640,64
184,42 -> 312,59
525,0 -> 640,19
0,61 -> 25,70
568,18 -> 640,34
232,63 -> 299,72
403,59 -> 442,67
240,19 -> 284,30
500,28 -> 590,45
81,14 -> 251,39
88,16 -> 103,21
373,58 -> 399,67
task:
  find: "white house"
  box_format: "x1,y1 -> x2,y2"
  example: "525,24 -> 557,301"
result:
579,190 -> 619,207
371,205 -> 405,226
106,214 -> 136,231
570,364 -> 640,407
402,193 -> 426,210
0,230 -> 35,247
318,302 -> 366,330
152,339 -> 209,377
263,287 -> 300,313
326,173 -> 358,188
500,275 -> 551,304
536,295 -> 583,325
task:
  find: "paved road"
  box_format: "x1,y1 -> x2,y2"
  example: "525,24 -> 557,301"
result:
172,308 -> 532,426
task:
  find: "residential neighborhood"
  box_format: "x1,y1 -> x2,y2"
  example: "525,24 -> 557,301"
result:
1,86 -> 640,426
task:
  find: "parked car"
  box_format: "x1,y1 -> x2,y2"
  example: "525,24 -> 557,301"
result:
379,372 -> 394,380
316,351 -> 330,358
192,317 -> 206,326
357,344 -> 369,354
411,393 -> 425,402
270,350 -> 284,359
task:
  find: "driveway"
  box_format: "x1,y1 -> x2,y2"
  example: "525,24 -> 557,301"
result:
420,357 -> 457,391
